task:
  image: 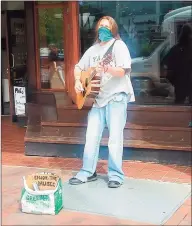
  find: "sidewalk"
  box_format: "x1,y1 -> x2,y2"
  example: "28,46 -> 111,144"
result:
2,116 -> 192,225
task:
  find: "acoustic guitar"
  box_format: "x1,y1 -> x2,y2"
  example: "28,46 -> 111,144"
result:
76,53 -> 113,109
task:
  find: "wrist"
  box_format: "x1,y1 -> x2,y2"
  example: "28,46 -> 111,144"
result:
104,65 -> 109,73
106,65 -> 111,73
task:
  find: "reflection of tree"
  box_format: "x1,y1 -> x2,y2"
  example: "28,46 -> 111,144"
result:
79,6 -> 105,54
38,8 -> 63,49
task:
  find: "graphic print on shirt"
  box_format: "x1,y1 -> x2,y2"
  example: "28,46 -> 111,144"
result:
92,55 -> 101,64
92,53 -> 114,68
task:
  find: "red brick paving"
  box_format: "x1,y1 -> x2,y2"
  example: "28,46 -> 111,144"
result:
164,197 -> 192,226
1,116 -> 192,225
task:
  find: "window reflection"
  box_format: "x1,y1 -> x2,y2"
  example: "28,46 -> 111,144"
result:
79,1 -> 192,105
37,1 -> 62,4
38,8 -> 65,89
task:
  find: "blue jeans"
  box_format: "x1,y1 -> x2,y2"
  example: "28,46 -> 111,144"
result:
75,93 -> 129,184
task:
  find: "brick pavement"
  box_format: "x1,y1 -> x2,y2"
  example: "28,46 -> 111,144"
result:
1,116 -> 192,225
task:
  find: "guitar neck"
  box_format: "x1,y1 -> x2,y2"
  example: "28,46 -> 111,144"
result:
88,69 -> 97,83
88,54 -> 112,83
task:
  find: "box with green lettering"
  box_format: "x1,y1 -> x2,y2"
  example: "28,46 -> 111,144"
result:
21,172 -> 63,215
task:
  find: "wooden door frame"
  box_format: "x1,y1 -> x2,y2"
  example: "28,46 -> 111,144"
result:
33,1 -> 80,98
64,2 -> 80,104
4,11 -> 13,117
24,2 -> 37,95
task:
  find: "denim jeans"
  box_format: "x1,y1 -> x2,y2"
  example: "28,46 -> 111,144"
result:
75,92 -> 129,184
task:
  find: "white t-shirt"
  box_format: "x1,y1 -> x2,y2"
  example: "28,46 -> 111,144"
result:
75,38 -> 135,107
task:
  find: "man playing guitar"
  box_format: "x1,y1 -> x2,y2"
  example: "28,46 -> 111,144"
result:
69,16 -> 135,188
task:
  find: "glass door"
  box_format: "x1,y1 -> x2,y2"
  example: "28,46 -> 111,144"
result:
6,10 -> 27,121
36,6 -> 65,90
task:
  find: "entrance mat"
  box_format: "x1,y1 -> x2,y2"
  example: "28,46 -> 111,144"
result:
63,175 -> 191,225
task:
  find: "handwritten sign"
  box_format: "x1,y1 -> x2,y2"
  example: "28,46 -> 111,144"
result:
26,173 -> 60,191
14,86 -> 26,115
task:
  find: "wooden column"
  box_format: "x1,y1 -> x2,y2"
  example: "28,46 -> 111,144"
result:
63,1 -> 80,104
24,2 -> 37,95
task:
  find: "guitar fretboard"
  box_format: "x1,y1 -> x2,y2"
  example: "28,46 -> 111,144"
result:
87,54 -> 112,84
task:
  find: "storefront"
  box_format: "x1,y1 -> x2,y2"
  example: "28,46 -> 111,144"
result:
33,1 -> 192,105
2,1 -> 192,160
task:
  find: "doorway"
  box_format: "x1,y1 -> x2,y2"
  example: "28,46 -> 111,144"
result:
1,1 -> 27,121
34,2 -> 80,104
6,10 -> 27,121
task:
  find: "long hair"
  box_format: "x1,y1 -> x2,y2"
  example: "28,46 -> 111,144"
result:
94,16 -> 121,43
178,23 -> 192,47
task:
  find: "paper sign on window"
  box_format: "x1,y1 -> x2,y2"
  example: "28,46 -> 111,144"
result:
14,86 -> 26,115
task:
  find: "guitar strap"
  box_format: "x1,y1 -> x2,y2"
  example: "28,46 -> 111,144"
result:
90,39 -> 117,98
102,39 -> 117,60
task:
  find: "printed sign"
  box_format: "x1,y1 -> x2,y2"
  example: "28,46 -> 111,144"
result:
14,86 -> 26,115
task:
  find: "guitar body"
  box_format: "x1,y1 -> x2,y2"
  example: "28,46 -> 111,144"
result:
75,50 -> 114,110
76,67 -> 100,110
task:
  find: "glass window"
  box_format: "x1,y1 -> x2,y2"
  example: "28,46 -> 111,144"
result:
37,7 -> 65,89
79,1 -> 192,106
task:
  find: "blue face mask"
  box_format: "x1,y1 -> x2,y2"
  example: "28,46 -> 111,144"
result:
98,27 -> 113,42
